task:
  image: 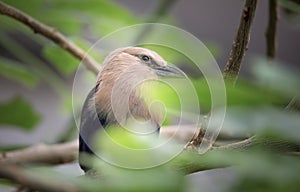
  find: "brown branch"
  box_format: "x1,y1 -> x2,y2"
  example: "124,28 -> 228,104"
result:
0,140 -> 78,165
213,135 -> 300,153
0,128 -> 298,186
223,0 -> 258,84
0,125 -> 241,166
0,163 -> 78,192
178,136 -> 300,174
2,126 -> 293,167
212,136 -> 256,151
0,126 -> 196,165
0,1 -> 100,75
265,0 -> 279,59
1,126 -> 298,168
0,126 -> 194,165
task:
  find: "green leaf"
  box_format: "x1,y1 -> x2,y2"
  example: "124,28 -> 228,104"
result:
0,57 -> 39,88
227,151 -> 300,192
212,105 -> 300,144
1,0 -> 44,18
191,78 -> 285,112
25,163 -> 184,192
204,41 -> 222,58
51,0 -> 140,36
0,96 -> 41,131
279,0 -> 300,14
227,80 -> 285,106
53,0 -> 135,19
43,45 -> 79,75
1,0 -> 83,35
251,58 -> 300,98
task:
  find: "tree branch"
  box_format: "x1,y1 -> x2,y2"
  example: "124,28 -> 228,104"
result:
265,0 -> 279,59
223,0 -> 258,84
0,1 -> 100,75
0,126 -> 195,165
0,140 -> 78,165
0,126 -> 197,165
0,163 -> 78,192
176,136 -> 300,174
1,127 -> 299,169
0,131 -> 299,190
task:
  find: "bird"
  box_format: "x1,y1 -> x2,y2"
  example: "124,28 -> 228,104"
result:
79,47 -> 184,172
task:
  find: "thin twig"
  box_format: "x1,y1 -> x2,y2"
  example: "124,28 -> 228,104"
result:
212,136 -> 256,151
266,0 -> 279,59
285,95 -> 300,111
212,135 -> 300,152
0,1 -> 100,75
223,0 -> 258,84
266,0 -> 298,111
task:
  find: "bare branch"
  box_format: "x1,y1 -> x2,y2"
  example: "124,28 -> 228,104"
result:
0,126 -> 196,165
223,0 -> 258,84
178,136 -> 300,174
0,129 -> 298,185
212,136 -> 256,151
0,1 -> 100,75
213,135 -> 300,153
0,126 -> 195,165
0,164 -> 78,192
0,140 -> 78,165
265,0 -> 279,59
1,126 -> 298,169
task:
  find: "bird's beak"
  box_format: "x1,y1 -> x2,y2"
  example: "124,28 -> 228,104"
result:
155,64 -> 185,78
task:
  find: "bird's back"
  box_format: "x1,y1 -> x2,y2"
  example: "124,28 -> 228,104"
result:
79,84 -> 105,171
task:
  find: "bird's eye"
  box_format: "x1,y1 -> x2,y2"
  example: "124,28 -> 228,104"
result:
141,55 -> 150,62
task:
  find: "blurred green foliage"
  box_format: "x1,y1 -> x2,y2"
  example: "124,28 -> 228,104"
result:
0,56 -> 38,87
0,0 -> 140,132
0,0 -> 140,79
0,96 -> 40,130
0,1 -> 299,192
43,45 -> 78,75
23,162 -> 185,192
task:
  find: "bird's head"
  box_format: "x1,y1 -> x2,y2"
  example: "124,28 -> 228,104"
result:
99,47 -> 185,82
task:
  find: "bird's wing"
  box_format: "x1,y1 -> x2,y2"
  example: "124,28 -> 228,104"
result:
79,83 -> 161,171
79,84 -> 107,171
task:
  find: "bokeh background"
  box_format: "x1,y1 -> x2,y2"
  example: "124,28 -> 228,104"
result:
0,1 -> 299,192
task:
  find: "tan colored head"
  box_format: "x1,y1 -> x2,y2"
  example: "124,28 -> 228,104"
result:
93,47 -> 184,125
98,47 -> 184,81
